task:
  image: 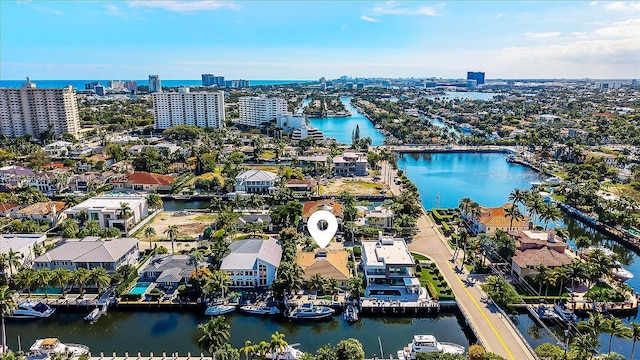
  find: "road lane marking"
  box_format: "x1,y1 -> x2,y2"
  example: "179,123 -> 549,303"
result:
446,263 -> 517,360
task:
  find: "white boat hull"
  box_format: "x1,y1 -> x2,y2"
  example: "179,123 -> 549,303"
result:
205,305 -> 236,316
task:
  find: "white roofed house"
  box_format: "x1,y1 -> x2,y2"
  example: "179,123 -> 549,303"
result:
234,170 -> 279,194
32,236 -> 139,274
62,196 -> 149,236
43,141 -> 73,157
361,232 -> 421,301
0,234 -> 47,273
220,239 -> 282,288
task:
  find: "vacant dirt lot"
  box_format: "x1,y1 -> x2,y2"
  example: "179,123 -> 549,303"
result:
146,211 -> 214,240
321,178 -> 389,195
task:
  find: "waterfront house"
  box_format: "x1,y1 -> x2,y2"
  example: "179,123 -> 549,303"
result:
361,232 -> 421,300
236,214 -> 273,232
62,195 -> 148,235
69,172 -> 109,193
332,152 -> 368,177
466,204 -> 529,234
139,254 -> 196,288
0,233 -> 47,271
220,238 -> 282,288
33,236 -> 139,273
43,141 -> 73,157
15,201 -> 66,226
296,249 -> 351,288
356,206 -> 394,229
285,179 -> 316,193
234,170 -> 279,194
111,172 -> 175,193
509,230 -> 573,278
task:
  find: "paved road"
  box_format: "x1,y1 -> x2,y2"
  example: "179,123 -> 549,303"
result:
409,214 -> 536,360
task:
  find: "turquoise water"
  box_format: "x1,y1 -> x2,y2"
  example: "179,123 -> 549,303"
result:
129,282 -> 152,295
398,152 -> 541,209
307,97 -> 385,146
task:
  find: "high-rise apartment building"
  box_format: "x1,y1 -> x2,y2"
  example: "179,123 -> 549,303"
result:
0,79 -> 80,139
152,90 -> 225,129
238,97 -> 288,127
202,74 -> 225,87
467,72 -> 485,85
148,75 -> 162,93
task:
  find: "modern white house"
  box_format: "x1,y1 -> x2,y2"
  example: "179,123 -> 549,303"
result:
333,152 -> 368,176
33,236 -> 139,273
220,239 -> 282,288
43,141 -> 74,157
234,170 -> 279,194
0,233 -> 47,270
361,233 -> 421,301
62,196 -> 149,234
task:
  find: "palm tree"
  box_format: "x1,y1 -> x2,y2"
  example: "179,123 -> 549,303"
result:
240,340 -> 254,360
575,236 -> 592,255
255,341 -> 270,360
146,193 -> 163,211
0,254 -> 8,281
0,285 -> 17,353
7,249 -> 23,278
164,225 -> 179,254
269,331 -> 289,359
197,316 -> 230,355
34,268 -> 52,298
205,270 -> 231,299
51,268 -> 72,295
606,317 -> 631,354
532,264 -> 550,296
117,202 -> 133,235
143,227 -> 156,253
539,204 -> 562,230
188,251 -> 205,295
571,333 -> 598,360
508,189 -> 527,208
308,273 -> 326,294
87,267 -> 111,294
72,268 -> 90,295
630,322 -> 640,360
504,204 -> 524,231
13,268 -> 36,297
578,312 -> 608,341
553,267 -> 568,296
525,192 -> 545,228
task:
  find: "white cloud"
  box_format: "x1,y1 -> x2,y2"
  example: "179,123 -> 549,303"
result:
593,18 -> 640,38
525,32 -> 561,39
495,13 -> 506,18
371,2 -> 443,17
105,4 -> 128,19
127,1 -> 238,12
603,1 -> 640,11
17,1 -> 64,15
361,15 -> 380,23
571,32 -> 589,39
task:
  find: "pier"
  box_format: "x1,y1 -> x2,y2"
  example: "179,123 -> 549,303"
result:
359,298 -> 442,315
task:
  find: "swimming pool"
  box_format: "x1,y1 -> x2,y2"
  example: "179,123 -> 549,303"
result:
128,282 -> 152,295
32,287 -> 63,295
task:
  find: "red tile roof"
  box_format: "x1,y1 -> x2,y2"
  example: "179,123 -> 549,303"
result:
0,203 -> 18,212
303,200 -> 343,219
127,172 -> 175,186
512,247 -> 572,269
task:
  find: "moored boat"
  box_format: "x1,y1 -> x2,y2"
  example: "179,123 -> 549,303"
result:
553,303 -> 577,323
583,247 -> 634,281
8,300 -> 55,319
28,338 -> 89,359
265,343 -> 305,359
240,305 -> 280,315
205,304 -> 236,316
287,303 -> 334,320
343,305 -> 359,323
396,335 -> 465,360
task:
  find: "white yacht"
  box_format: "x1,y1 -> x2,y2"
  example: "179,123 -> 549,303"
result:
8,300 -> 56,319
287,303 -> 334,320
28,338 -> 89,359
205,304 -> 236,316
584,247 -> 634,281
396,335 -> 465,360
240,305 -> 280,315
265,344 -> 305,359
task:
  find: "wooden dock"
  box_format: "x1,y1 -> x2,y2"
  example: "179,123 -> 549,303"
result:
359,298 -> 442,315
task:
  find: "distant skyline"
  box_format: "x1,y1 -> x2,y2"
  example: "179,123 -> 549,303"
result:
1,1 -> 639,80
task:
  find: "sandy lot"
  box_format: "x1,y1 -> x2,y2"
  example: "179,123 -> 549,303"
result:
321,177 -> 389,195
146,211 -> 214,241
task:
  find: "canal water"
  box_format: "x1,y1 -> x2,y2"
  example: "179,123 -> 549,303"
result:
307,97 -> 385,146
5,311 -> 469,357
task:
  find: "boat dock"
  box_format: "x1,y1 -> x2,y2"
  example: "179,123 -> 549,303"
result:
359,298 -> 443,315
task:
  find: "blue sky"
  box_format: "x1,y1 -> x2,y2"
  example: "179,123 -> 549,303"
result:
1,1 -> 639,79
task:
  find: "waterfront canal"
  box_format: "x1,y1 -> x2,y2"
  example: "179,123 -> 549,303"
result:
5,311 -> 469,357
307,97 -> 385,146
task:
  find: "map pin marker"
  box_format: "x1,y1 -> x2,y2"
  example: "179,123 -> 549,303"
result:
307,210 -> 338,249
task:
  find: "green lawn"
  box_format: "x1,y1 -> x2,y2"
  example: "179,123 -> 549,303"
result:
411,253 -> 454,300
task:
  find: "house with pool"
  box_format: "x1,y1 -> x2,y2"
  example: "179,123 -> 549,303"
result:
361,233 -> 422,301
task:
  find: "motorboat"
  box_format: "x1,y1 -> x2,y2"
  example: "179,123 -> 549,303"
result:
583,247 -> 634,281
553,303 -> 577,323
396,335 -> 465,360
8,300 -> 55,319
205,304 -> 236,316
535,305 -> 560,321
28,338 -> 89,359
84,308 -> 100,322
287,303 -> 334,320
343,305 -> 359,323
240,305 -> 280,315
265,343 -> 305,359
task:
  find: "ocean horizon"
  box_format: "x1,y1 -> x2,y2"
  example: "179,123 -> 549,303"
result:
0,79 -> 313,89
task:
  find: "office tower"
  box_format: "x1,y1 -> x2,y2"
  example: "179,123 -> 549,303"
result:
152,91 -> 225,129
467,79 -> 478,89
224,79 -> 250,88
124,80 -> 138,94
85,82 -> 101,90
238,96 -> 287,127
94,85 -> 105,96
0,79 -> 80,139
149,75 -> 162,93
467,72 -> 485,85
202,74 -> 225,87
